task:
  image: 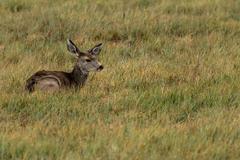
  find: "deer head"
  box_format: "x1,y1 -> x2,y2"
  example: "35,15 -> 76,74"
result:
67,39 -> 104,72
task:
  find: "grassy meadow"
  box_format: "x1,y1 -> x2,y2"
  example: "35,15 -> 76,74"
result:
1,0 -> 240,159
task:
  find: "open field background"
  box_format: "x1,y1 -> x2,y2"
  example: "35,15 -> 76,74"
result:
1,0 -> 240,159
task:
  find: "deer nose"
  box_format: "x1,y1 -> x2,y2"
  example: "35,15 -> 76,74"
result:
98,65 -> 104,71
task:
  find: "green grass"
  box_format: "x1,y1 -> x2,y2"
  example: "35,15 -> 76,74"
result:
1,0 -> 240,159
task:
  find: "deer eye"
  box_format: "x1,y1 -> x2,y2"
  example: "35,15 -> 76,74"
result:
86,59 -> 91,62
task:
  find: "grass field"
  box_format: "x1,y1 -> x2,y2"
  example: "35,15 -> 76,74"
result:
1,0 -> 240,159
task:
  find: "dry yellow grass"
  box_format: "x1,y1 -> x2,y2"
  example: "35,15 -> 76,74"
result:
1,0 -> 240,159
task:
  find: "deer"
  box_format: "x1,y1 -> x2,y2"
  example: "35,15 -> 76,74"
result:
25,39 -> 104,92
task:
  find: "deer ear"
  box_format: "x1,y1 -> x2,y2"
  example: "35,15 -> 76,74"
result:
67,39 -> 79,54
67,39 -> 85,57
88,43 -> 103,56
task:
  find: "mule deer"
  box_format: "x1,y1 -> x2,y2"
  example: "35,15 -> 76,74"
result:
25,39 -> 104,92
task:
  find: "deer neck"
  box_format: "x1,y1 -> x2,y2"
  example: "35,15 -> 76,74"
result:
71,65 -> 89,87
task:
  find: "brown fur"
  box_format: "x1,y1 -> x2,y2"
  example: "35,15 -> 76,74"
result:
25,39 -> 103,93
